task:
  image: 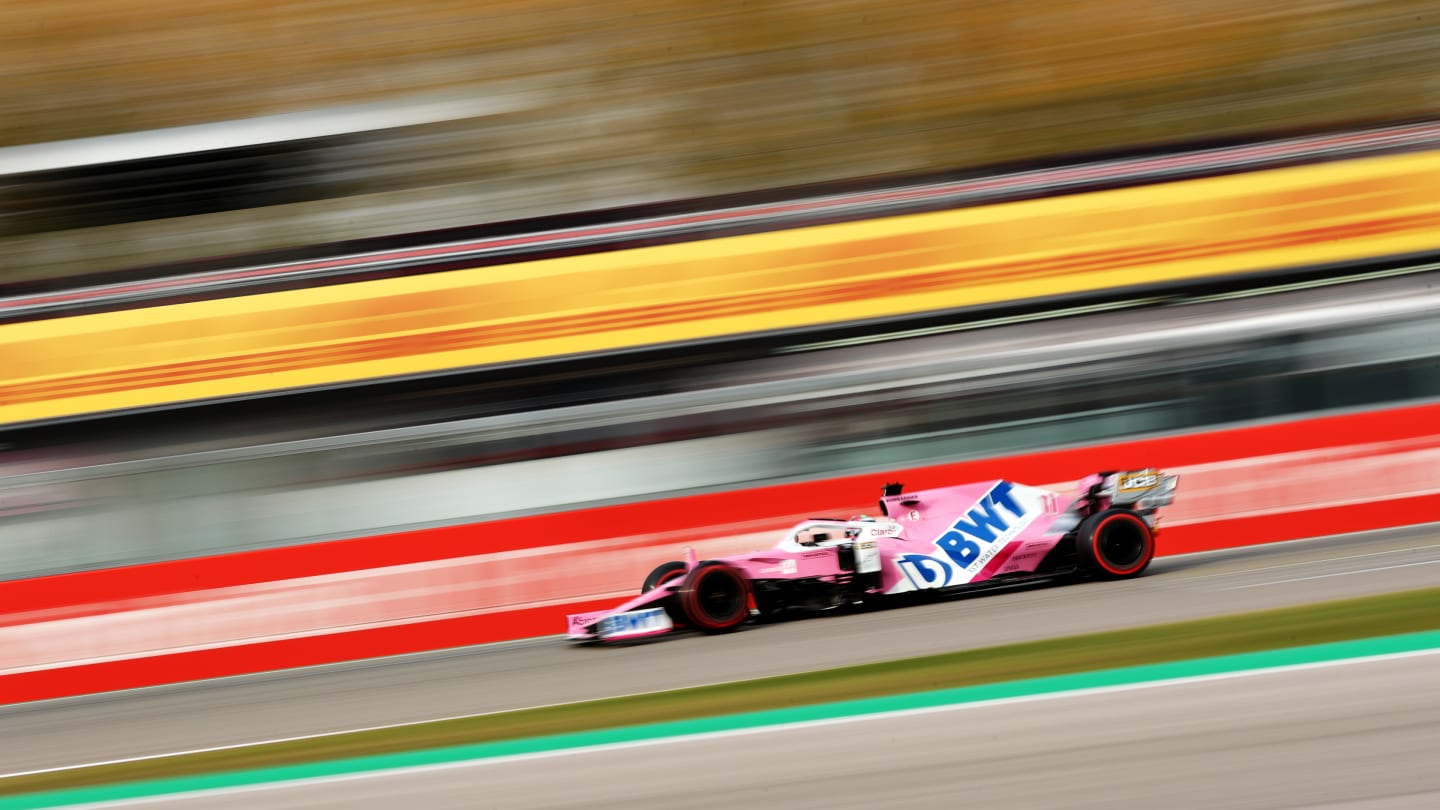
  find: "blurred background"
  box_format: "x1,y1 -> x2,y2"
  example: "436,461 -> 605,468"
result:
4,0 -> 1440,283
7,6 -> 1440,796
3,0 -> 1440,579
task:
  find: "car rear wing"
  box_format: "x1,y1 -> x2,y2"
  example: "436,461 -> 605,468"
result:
1101,469 -> 1178,511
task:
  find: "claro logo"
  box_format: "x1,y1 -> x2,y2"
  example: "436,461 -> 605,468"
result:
897,481 -> 1032,589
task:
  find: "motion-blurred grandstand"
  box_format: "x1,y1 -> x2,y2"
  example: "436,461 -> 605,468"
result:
3,0 -> 1439,284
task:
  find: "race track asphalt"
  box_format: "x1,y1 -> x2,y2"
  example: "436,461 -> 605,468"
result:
3,524 -> 1438,777
98,652 -> 1440,810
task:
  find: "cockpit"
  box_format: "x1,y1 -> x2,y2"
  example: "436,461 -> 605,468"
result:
778,517 -> 901,550
786,522 -> 852,548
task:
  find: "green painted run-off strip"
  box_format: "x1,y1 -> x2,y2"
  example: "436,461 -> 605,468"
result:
6,629 -> 1440,809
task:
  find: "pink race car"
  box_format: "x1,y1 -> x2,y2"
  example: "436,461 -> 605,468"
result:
567,470 -> 1178,642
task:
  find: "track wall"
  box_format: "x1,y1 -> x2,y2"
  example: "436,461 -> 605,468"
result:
2,401 -> 1436,705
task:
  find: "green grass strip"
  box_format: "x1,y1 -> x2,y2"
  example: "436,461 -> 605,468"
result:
9,629 -> 1440,810
3,586 -> 1438,806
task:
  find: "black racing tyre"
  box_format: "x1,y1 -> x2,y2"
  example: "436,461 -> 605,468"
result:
679,561 -> 750,634
641,560 -> 688,593
1075,508 -> 1155,580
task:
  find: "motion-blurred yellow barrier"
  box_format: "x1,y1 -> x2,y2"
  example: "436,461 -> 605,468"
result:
6,0 -> 1440,284
4,149 -> 1440,426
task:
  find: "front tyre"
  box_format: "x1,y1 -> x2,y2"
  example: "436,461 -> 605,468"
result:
679,561 -> 750,634
641,560 -> 688,593
1075,509 -> 1155,579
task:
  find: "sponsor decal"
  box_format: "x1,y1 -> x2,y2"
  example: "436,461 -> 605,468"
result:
1117,469 -> 1160,491
895,481 -> 1038,590
761,558 -> 801,575
597,607 -> 672,639
854,538 -> 882,574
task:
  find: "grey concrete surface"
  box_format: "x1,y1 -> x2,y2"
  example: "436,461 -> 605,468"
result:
90,651 -> 1440,809
2,524 -> 1438,776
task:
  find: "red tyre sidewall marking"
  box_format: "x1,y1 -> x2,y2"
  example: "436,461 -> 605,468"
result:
1091,512 -> 1153,577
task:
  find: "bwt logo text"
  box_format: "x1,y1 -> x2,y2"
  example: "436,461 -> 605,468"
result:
897,482 -> 1030,588
934,481 -> 1026,568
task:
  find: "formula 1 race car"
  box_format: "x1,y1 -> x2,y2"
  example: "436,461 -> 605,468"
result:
567,470 -> 1178,642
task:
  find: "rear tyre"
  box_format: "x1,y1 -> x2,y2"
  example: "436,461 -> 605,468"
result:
679,561 -> 750,634
1075,509 -> 1155,580
641,561 -> 688,593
